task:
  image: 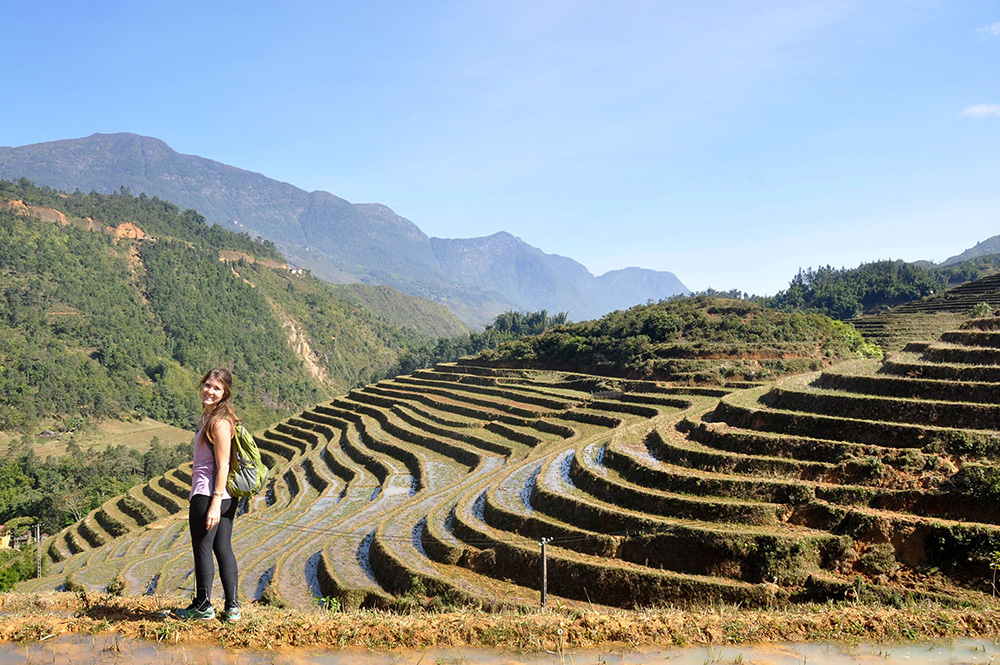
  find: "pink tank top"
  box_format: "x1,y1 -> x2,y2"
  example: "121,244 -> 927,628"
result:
189,428 -> 232,500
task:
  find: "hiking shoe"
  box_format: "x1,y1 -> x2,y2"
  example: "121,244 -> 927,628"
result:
223,604 -> 241,623
171,600 -> 215,621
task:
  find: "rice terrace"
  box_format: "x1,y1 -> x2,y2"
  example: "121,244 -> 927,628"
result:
3,5 -> 1000,659
10,286 -> 1000,652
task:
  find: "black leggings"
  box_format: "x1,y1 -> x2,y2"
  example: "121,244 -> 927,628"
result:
189,494 -> 238,606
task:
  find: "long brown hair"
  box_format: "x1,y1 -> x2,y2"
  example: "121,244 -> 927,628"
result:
199,367 -> 240,448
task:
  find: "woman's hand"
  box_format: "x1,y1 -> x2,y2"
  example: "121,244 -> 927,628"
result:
206,497 -> 222,530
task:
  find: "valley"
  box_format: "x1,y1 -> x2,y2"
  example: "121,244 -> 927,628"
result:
4,178 -> 1000,651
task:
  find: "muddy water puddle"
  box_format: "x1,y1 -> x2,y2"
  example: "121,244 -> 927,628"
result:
7,636 -> 1000,665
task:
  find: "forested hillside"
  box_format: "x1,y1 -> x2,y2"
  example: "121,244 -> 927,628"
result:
759,259 -> 999,319
0,179 -> 462,432
476,296 -> 880,383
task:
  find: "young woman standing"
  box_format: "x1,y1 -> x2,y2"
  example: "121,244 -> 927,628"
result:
172,368 -> 241,622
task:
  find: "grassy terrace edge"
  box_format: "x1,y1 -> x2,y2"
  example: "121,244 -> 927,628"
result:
1,592 -> 999,650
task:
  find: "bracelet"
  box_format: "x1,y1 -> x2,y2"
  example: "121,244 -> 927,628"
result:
213,491 -> 224,497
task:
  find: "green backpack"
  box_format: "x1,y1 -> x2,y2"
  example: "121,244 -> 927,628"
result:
227,424 -> 268,497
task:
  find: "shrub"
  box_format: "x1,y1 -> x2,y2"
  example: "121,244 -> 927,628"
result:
889,450 -> 927,473
829,320 -> 883,358
855,544 -> 899,576
842,456 -> 886,482
0,546 -> 39,591
106,574 -> 127,596
935,430 -> 1000,459
643,311 -> 684,341
971,302 -> 994,318
317,595 -> 341,612
786,484 -> 816,505
744,537 -> 816,584
946,464 -> 1000,503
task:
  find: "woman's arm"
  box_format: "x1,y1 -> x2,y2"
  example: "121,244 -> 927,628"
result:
206,418 -> 233,530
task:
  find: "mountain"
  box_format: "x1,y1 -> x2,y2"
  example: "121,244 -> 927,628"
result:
0,179 -> 464,431
941,236 -> 1000,266
595,267 -> 690,309
0,133 -> 688,325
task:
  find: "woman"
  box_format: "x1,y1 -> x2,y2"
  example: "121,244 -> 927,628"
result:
172,368 -> 241,622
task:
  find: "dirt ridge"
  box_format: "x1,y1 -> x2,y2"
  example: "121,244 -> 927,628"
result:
2,592 -> 999,650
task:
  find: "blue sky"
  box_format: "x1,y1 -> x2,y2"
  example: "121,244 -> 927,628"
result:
2,1 -> 998,296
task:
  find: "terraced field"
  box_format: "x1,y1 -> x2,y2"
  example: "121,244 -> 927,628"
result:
19,320 -> 1000,609
846,312 -> 968,352
847,271 -> 1000,350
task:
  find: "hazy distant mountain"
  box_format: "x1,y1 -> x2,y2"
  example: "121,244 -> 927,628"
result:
596,267 -> 690,308
431,232 -> 591,310
941,236 -> 1000,266
430,233 -> 687,316
0,133 -> 688,325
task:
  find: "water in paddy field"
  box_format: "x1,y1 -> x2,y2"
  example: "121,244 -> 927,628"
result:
7,637 -> 1000,664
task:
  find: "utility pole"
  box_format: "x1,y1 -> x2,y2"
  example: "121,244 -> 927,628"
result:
540,537 -> 551,609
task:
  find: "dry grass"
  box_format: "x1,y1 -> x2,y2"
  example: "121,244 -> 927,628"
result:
1,592 -> 999,650
0,418 -> 191,458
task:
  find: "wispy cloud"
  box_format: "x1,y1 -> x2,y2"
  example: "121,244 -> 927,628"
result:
960,104 -> 1000,118
978,22 -> 1000,37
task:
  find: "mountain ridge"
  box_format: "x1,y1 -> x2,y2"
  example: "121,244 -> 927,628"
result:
0,133 -> 688,325
942,236 -> 1000,266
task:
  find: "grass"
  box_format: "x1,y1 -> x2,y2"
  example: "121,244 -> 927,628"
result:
2,592 -> 1000,649
0,417 -> 191,458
